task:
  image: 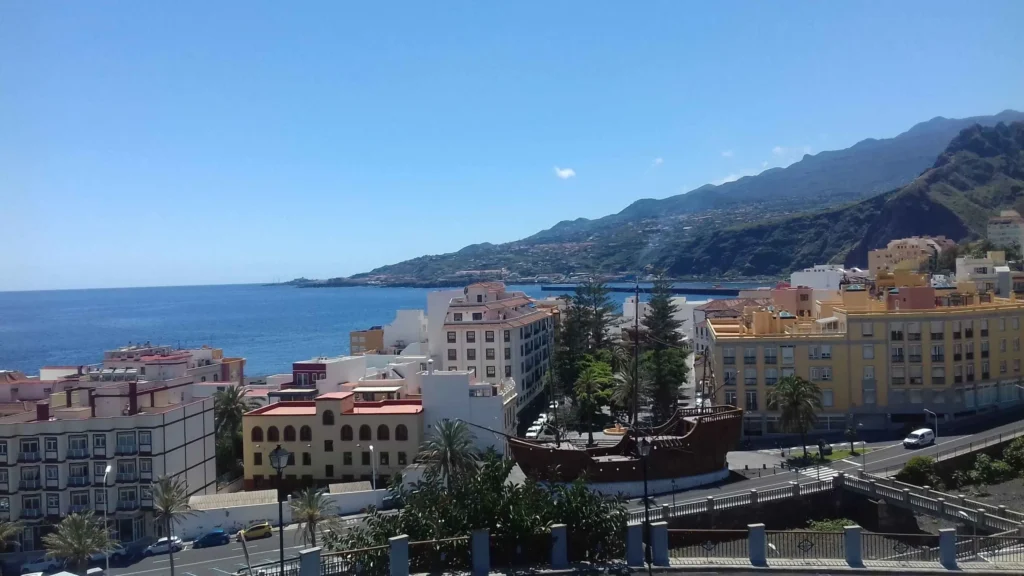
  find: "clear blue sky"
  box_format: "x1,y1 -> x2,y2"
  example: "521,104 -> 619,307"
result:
2,1 -> 1022,291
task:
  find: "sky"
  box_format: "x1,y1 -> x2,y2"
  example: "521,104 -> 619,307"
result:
2,1 -> 1023,291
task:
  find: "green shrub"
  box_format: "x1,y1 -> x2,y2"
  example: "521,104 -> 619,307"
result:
807,518 -> 856,532
896,456 -> 940,486
969,454 -> 1015,485
1002,437 -> 1024,474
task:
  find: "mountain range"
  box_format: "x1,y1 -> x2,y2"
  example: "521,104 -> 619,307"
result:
355,110 -> 1024,282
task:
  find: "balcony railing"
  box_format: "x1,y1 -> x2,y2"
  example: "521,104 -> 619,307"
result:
983,372 -> 990,379
933,377 -> 946,385
743,357 -> 757,365
955,376 -> 963,383
892,377 -> 906,385
891,332 -> 904,341
117,500 -> 140,511
966,353 -> 975,360
930,333 -> 944,341
18,452 -> 41,463
764,357 -> 777,365
909,355 -> 922,363
981,329 -> 989,337
115,444 -> 138,456
891,355 -> 905,363
932,355 -> 945,362
967,374 -> 976,382
909,377 -> 923,385
68,476 -> 90,487
19,479 -> 41,490
723,357 -> 736,365
953,332 -> 962,339
69,504 -> 90,514
20,509 -> 42,519
116,473 -> 137,483
954,353 -> 962,361
965,329 -> 974,338
744,379 -> 757,386
765,378 -> 777,386
981,351 -> 989,358
67,448 -> 89,459
908,333 -> 922,341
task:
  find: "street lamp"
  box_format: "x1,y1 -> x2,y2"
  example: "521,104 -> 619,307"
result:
102,465 -> 112,572
857,423 -> 867,473
269,444 -> 292,576
638,438 -> 653,576
369,445 -> 377,490
924,409 -> 938,453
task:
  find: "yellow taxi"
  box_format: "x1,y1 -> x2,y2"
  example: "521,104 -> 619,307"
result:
236,521 -> 274,541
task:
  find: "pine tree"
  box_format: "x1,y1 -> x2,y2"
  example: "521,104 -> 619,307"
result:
554,295 -> 588,397
642,275 -> 689,424
574,279 -> 615,352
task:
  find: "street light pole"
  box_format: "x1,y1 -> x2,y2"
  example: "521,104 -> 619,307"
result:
370,445 -> 376,490
638,438 -> 652,576
102,465 -> 112,573
924,409 -> 938,454
269,444 -> 292,576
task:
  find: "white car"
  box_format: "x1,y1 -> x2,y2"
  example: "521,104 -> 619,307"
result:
903,428 -> 935,448
89,543 -> 128,562
20,556 -> 64,573
143,536 -> 183,556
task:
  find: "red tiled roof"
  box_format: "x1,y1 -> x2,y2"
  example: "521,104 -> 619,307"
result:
316,391 -> 354,401
245,401 -> 317,416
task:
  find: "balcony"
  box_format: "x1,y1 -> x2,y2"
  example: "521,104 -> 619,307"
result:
68,476 -> 90,487
891,332 -> 904,341
140,470 -> 152,481
116,473 -> 137,483
981,351 -> 989,359
981,329 -> 989,337
891,355 -> 905,363
908,333 -> 922,341
967,374 -> 976,382
67,448 -> 89,460
764,357 -> 777,365
908,355 -> 922,363
955,376 -> 963,383
933,377 -> 946,385
932,355 -> 945,362
117,500 -> 139,511
115,444 -> 138,456
953,332 -> 962,340
19,479 -> 41,490
743,356 -> 757,365
930,333 -> 944,341
965,330 -> 974,338
982,372 -> 990,380
966,353 -> 975,360
723,357 -> 736,365
69,504 -> 90,514
954,353 -> 962,361
20,509 -> 42,520
18,452 -> 41,463
892,377 -> 906,385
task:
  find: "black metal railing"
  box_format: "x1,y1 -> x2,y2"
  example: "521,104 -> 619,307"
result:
409,537 -> 471,573
892,332 -> 904,341
320,545 -> 389,576
955,535 -> 1024,563
723,357 -> 736,365
908,333 -> 922,341
765,531 -> 845,559
668,529 -> 749,559
764,357 -> 777,365
490,533 -> 551,570
930,333 -> 944,341
908,355 -> 922,363
862,533 -> 940,562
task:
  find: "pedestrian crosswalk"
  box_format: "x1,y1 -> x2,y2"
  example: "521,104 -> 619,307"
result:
797,465 -> 843,481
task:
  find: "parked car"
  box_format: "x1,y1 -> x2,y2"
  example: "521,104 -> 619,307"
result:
20,556 -> 65,574
143,536 -> 184,556
236,522 -> 273,541
193,528 -> 231,548
89,543 -> 128,562
903,428 -> 935,448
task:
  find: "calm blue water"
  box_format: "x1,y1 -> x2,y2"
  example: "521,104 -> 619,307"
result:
0,283 -> 762,376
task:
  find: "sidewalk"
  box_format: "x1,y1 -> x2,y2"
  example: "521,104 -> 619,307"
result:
668,556 -> 1024,573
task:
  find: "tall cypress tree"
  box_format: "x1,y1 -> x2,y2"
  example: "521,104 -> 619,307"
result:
574,279 -> 615,352
642,275 -> 689,424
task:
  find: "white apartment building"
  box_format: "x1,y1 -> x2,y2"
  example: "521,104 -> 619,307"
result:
988,211 -> 1024,250
790,265 -> 847,290
428,283 -> 554,412
420,366 -> 517,455
957,251 -> 1007,292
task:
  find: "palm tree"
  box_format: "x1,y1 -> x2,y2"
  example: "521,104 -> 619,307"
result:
213,384 -> 257,436
290,487 -> 338,547
152,475 -> 196,576
611,354 -> 645,423
767,376 -> 823,459
0,519 -> 23,552
574,361 -> 614,446
43,512 -> 112,573
417,419 -> 480,485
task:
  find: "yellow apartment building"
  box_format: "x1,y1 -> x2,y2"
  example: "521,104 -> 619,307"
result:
350,327 -> 385,355
242,391 -> 422,490
708,283 -> 1024,434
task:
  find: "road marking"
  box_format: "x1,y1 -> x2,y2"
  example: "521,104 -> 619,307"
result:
112,545 -> 307,576
211,569 -> 233,574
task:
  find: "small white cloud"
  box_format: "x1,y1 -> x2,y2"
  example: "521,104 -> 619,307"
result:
772,146 -> 786,157
652,157 -> 664,167
553,166 -> 576,180
713,173 -> 742,185
721,150 -> 734,158
761,160 -> 769,168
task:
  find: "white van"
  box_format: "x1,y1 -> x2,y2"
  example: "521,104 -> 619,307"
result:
903,428 -> 935,448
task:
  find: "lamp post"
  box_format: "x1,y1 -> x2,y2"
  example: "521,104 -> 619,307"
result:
369,445 -> 377,490
269,444 -> 291,576
857,422 -> 867,472
671,479 -> 676,508
102,465 -> 112,573
924,409 -> 938,453
638,438 -> 653,576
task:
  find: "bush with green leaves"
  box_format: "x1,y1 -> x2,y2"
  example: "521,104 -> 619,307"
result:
807,518 -> 856,532
895,456 -> 941,487
1001,437 -> 1024,474
968,454 -> 1015,485
327,452 -> 626,573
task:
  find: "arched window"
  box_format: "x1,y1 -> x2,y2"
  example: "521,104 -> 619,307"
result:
377,425 -> 390,441
251,427 -> 264,442
322,410 -> 335,426
300,425 -> 312,442
267,426 -> 279,442
395,424 -> 408,441
284,426 -> 296,442
341,425 -> 353,441
359,425 -> 372,441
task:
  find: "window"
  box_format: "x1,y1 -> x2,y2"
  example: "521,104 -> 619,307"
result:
302,453 -> 311,466
45,465 -> 58,481
745,391 -> 758,411
377,425 -> 390,441
447,331 -> 456,343
722,347 -> 736,364
1015,317 -> 1020,330
1001,360 -> 1008,374
504,330 -> 511,342
822,389 -> 834,407
398,452 -> 407,466
138,430 -> 151,448
891,345 -> 905,361
908,322 -> 921,340
44,437 -> 57,453
93,434 -> 106,450
763,347 -> 777,364
268,427 -> 279,442
1000,317 -> 1006,331
341,425 -> 353,441
467,349 -> 476,361
891,322 -> 904,340
744,368 -> 757,386
781,345 -> 795,365
254,452 -> 263,466
810,367 -> 831,381
909,365 -> 923,385
864,390 -> 877,405
485,331 -> 495,342
504,347 -> 511,360
299,425 -> 312,442
504,366 -> 511,378
380,452 -> 390,466
326,465 -> 334,478
343,452 -> 352,466
325,440 -> 334,452
323,410 -> 335,426
453,313 -> 463,322
1001,339 -> 1008,352
725,391 -> 737,406
448,349 -> 457,361
485,348 -> 495,360
361,452 -> 371,466
396,425 -> 408,441
930,321 -> 944,339
486,366 -> 496,377
931,344 -> 944,361
359,425 -> 371,441
1016,338 -> 1021,352
284,426 -> 296,442
449,366 -> 457,371
287,453 -> 295,466
981,319 -> 989,336
94,489 -> 105,505
862,322 -> 874,337
466,331 -> 476,343
744,347 -> 757,364
765,368 -> 778,386
862,344 -> 874,359
1016,359 -> 1021,373
723,368 -> 737,386
472,313 -> 483,321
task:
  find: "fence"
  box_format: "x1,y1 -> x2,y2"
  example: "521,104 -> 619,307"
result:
319,545 -> 390,576
667,529 -> 748,559
408,537 -> 471,573
765,530 -> 845,560
248,558 -> 302,576
862,533 -> 941,563
955,535 -> 1024,564
873,423 -> 1024,478
627,478 -> 835,524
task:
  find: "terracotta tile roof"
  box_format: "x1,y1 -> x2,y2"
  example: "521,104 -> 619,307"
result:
246,401 -> 317,416
316,391 -> 354,401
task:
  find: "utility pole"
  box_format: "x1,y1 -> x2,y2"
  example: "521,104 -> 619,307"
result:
632,273 -> 641,425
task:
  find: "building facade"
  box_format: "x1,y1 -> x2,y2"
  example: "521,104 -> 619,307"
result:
867,237 -> 953,278
708,284 -> 1024,434
988,210 -> 1024,250
349,327 -> 384,355
242,392 -> 422,490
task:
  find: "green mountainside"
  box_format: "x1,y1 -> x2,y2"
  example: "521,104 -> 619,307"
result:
353,111 -> 1024,282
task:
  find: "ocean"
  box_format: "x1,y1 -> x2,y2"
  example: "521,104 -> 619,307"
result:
0,282 -> 762,377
